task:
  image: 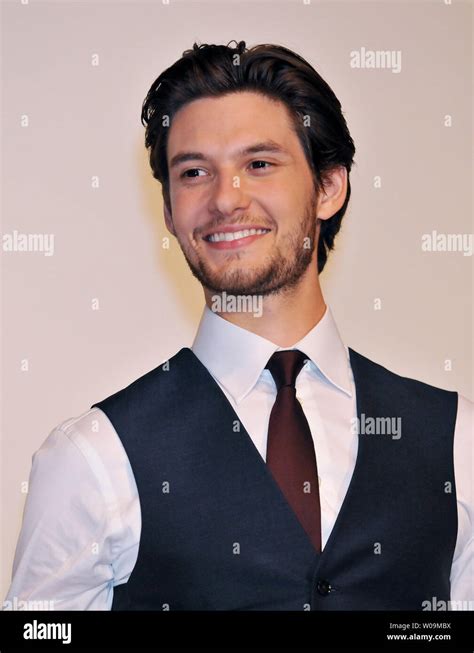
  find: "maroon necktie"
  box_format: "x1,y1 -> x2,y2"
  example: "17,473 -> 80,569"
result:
265,350 -> 322,553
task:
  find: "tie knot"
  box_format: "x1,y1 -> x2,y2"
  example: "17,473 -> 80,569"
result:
265,349 -> 308,391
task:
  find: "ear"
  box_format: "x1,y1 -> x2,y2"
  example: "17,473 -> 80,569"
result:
316,166 -> 348,221
163,195 -> 176,236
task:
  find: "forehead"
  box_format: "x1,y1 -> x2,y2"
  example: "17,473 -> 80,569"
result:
166,91 -> 298,157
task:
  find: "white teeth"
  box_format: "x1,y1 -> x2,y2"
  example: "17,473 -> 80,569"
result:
207,228 -> 269,243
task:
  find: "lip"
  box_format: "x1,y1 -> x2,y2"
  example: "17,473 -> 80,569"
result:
202,225 -> 272,250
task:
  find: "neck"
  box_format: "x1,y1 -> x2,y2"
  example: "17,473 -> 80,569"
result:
203,261 -> 326,347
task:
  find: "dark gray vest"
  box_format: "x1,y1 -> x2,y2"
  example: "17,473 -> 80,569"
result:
91,347 -> 458,610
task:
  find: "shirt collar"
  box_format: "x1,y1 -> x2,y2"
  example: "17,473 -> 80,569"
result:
191,303 -> 353,404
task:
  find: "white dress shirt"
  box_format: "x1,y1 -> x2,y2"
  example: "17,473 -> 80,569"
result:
4,305 -> 473,610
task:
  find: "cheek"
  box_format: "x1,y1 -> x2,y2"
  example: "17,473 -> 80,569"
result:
258,188 -> 302,226
169,194 -> 198,236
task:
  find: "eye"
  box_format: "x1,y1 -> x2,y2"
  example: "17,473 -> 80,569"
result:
249,160 -> 273,170
180,168 -> 206,178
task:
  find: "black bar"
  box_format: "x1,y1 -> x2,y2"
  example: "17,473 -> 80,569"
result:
0,610 -> 473,650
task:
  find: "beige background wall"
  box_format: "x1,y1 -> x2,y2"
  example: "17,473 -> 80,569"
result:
1,0 -> 472,601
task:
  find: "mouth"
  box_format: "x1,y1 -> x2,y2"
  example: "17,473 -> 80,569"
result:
202,226 -> 272,250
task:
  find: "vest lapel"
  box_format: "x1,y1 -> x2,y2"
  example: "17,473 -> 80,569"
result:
179,347 -> 321,558
181,346 -> 370,558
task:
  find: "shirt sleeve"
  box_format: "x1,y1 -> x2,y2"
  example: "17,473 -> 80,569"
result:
4,415 -> 119,610
450,394 -> 474,607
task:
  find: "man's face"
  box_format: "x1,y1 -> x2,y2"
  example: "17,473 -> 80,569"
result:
164,91 -> 319,296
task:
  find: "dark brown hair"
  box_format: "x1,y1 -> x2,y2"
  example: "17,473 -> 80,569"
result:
141,40 -> 356,273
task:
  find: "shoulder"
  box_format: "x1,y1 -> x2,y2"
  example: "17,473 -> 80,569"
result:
348,347 -> 458,411
454,393 -> 474,437
32,406 -> 129,500
36,406 -> 119,462
22,409 -> 113,541
91,347 -> 198,411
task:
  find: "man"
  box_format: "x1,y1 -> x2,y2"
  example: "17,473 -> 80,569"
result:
5,41 -> 472,611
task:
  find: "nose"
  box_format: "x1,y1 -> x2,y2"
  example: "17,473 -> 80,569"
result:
207,169 -> 251,217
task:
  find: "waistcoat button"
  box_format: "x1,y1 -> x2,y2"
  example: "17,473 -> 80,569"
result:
316,579 -> 331,596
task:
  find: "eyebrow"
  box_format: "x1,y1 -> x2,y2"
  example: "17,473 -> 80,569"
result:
169,140 -> 291,170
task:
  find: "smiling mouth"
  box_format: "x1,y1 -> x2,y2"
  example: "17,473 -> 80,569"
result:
203,228 -> 271,243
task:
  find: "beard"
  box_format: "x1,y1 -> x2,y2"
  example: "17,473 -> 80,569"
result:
176,190 -> 319,297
